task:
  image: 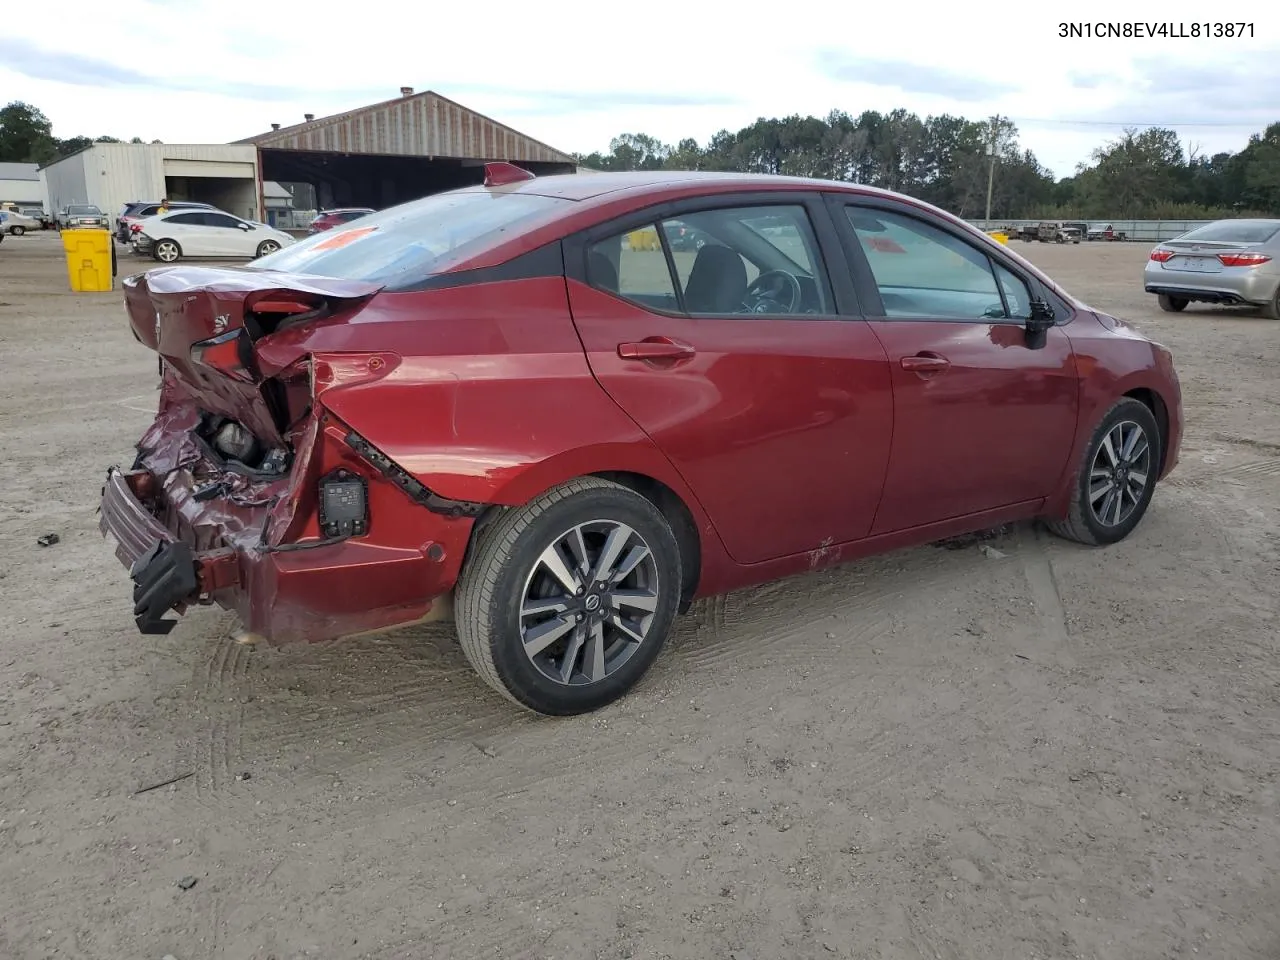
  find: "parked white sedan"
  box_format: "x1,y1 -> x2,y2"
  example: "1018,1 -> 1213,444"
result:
131,210 -> 295,263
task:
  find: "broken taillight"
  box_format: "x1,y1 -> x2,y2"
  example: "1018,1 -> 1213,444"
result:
190,329 -> 255,382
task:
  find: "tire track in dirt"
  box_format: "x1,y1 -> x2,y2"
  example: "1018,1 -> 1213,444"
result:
1170,455 -> 1280,489
175,538 -> 1048,812
169,506 -> 1224,820
178,630 -> 250,808
672,546 -> 967,675
1015,526 -> 1078,669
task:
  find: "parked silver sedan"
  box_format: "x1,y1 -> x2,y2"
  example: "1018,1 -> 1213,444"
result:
1144,219 -> 1280,318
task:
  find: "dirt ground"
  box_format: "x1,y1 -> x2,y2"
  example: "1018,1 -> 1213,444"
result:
2,231 -> 1278,960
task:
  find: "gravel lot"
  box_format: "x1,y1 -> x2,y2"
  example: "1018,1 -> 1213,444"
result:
2,232 -> 1278,960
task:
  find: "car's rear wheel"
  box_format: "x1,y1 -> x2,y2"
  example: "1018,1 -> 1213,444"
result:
455,477 -> 682,716
153,239 -> 181,263
1157,294 -> 1188,312
1046,397 -> 1162,546
255,239 -> 281,258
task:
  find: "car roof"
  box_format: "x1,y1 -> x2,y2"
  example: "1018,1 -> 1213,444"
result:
475,170 -> 890,203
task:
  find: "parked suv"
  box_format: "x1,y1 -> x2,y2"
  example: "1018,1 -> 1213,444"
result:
58,204 -> 108,230
117,201 -> 215,243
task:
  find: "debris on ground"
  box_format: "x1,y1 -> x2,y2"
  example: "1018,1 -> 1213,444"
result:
176,876 -> 198,890
979,544 -> 1007,559
36,534 -> 60,547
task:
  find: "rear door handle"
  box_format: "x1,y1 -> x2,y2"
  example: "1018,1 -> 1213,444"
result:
617,337 -> 696,361
900,354 -> 950,373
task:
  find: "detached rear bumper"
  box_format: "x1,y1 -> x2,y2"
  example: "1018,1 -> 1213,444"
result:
99,455 -> 471,644
99,468 -> 240,635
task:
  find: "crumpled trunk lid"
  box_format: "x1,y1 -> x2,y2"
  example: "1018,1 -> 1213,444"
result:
123,265 -> 381,446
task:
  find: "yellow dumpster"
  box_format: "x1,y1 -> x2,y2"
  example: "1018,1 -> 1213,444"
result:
626,227 -> 660,251
62,228 -> 114,292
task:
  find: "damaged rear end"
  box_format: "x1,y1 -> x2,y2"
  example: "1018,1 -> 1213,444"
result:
102,265 -> 478,642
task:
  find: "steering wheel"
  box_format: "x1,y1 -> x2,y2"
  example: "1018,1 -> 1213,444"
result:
741,270 -> 802,315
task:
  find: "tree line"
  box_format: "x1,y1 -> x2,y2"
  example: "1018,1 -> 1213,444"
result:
5,98 -> 1276,220
574,112 -> 1280,221
0,102 -> 158,168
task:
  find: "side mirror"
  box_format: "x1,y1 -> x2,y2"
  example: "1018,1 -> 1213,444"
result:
1025,298 -> 1055,349
238,222 -> 251,231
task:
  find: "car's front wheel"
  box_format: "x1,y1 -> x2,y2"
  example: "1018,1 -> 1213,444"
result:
153,239 -> 181,263
455,477 -> 682,716
9,225 -> 25,236
1157,294 -> 1188,312
1046,397 -> 1162,546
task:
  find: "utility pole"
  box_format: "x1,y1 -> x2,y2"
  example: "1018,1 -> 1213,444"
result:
984,116 -> 997,226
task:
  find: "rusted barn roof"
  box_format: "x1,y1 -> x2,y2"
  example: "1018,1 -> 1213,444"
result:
236,90 -> 576,164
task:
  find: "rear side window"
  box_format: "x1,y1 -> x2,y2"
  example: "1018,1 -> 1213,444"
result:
252,191 -> 570,282
1178,221 -> 1280,244
587,229 -> 680,311
166,213 -> 204,225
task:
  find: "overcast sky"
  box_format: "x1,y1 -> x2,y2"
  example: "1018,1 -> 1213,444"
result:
2,0 -> 1277,179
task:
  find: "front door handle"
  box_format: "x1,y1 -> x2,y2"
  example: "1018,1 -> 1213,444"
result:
900,354 -> 950,374
617,337 -> 696,361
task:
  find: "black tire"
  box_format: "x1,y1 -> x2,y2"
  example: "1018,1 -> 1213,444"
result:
1157,294 -> 1188,313
455,477 -> 682,716
10,225 -> 25,236
152,239 -> 181,263
1046,397 -> 1162,546
1260,288 -> 1280,321
255,239 -> 281,258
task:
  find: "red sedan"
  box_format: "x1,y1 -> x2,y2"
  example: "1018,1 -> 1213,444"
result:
307,207 -> 376,233
103,164 -> 1183,716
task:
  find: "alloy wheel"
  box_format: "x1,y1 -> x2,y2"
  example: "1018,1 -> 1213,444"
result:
1088,419 -> 1151,527
156,241 -> 179,262
519,520 -> 660,686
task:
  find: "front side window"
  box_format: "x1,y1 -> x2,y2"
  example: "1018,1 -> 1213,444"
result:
584,203 -> 833,318
992,262 -> 1031,319
847,207 -> 1021,321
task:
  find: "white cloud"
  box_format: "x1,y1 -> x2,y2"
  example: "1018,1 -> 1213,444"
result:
2,0 -> 1277,177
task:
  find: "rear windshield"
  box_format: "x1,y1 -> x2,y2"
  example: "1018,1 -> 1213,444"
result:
1178,221 -> 1280,244
250,190 -> 569,283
